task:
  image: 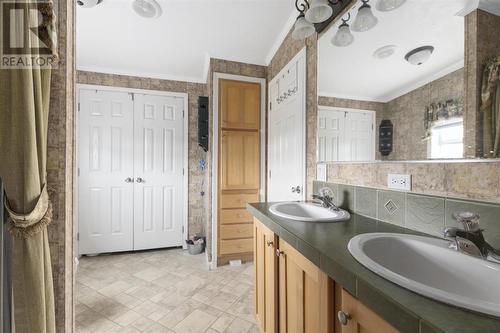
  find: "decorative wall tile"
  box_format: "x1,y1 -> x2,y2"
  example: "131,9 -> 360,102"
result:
337,184 -> 355,212
377,190 -> 405,226
406,194 -> 445,236
355,187 -> 377,218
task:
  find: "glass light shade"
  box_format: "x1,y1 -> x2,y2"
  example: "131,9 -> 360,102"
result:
375,0 -> 406,12
305,0 -> 333,24
405,46 -> 434,65
292,16 -> 316,40
331,24 -> 354,47
352,4 -> 378,32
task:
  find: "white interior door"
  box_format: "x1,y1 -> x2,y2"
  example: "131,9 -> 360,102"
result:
268,49 -> 306,202
133,94 -> 184,250
317,109 -> 344,162
317,107 -> 374,162
78,89 -> 135,255
345,111 -> 374,161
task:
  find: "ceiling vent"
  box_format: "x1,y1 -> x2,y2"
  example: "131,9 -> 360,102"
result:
405,46 -> 434,65
132,0 -> 163,18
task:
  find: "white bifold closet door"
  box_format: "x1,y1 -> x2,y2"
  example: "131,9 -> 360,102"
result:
78,88 -> 184,255
132,94 -> 184,251
78,89 -> 135,254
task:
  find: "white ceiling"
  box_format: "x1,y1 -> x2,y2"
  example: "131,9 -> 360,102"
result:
318,0 -> 469,102
76,0 -> 295,82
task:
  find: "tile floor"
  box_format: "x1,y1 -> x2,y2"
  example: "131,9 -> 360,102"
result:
76,248 -> 258,333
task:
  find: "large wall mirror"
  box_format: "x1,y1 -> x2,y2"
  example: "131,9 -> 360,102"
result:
317,0 -> 478,162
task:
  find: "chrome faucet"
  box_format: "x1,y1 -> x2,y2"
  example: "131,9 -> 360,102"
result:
444,212 -> 500,263
312,194 -> 339,211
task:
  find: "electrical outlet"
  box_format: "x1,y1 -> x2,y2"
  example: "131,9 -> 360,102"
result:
317,163 -> 327,182
387,174 -> 412,191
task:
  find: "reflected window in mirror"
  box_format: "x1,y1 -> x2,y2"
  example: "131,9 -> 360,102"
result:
428,119 -> 464,159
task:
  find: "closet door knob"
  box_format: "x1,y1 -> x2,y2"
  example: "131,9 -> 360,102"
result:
125,177 -> 134,183
337,310 -> 352,326
266,241 -> 274,247
276,249 -> 284,257
136,177 -> 145,183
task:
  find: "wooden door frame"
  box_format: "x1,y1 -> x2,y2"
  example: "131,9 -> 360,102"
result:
210,73 -> 267,269
317,105 -> 376,161
75,84 -> 189,253
267,47 -> 307,201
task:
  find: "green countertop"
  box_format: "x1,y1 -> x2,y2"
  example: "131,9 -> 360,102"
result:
247,202 -> 500,333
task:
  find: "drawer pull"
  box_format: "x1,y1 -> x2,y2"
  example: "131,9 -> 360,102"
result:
338,310 -> 352,326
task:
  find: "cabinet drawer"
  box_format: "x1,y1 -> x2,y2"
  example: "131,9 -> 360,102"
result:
220,224 -> 253,239
219,209 -> 253,224
219,238 -> 253,255
220,193 -> 259,209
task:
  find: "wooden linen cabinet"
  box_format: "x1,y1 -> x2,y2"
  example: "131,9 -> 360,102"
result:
217,79 -> 261,265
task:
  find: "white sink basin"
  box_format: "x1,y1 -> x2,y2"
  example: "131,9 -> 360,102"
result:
269,202 -> 350,222
348,233 -> 500,317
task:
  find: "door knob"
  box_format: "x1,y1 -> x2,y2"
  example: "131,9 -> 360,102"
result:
266,240 -> 274,247
125,177 -> 134,183
136,177 -> 145,183
337,310 -> 352,326
276,249 -> 284,257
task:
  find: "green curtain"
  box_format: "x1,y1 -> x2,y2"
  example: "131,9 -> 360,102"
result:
0,1 -> 57,332
481,55 -> 500,158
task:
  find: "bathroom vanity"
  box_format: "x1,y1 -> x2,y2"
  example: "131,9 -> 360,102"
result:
248,202 -> 500,333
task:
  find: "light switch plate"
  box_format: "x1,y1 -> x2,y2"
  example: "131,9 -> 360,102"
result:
387,174 -> 412,191
317,164 -> 327,182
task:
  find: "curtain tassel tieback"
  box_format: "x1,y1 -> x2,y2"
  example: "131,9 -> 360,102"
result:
4,185 -> 53,238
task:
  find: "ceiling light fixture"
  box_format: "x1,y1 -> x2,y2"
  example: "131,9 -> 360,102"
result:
352,0 -> 378,32
405,46 -> 435,65
292,0 -> 343,40
331,13 -> 354,47
292,1 -> 315,40
76,0 -> 103,8
132,0 -> 162,19
375,0 -> 406,12
305,0 -> 333,23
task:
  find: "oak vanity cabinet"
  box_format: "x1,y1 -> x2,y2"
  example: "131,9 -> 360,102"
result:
335,286 -> 398,333
254,218 -> 333,333
253,218 -> 399,333
254,219 -> 279,333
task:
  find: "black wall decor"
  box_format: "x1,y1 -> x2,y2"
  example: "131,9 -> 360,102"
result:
198,96 -> 209,152
379,120 -> 393,156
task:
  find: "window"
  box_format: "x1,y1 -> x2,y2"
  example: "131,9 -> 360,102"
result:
428,119 -> 463,159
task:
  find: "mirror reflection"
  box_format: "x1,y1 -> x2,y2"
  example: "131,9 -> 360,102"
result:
317,0 -> 468,162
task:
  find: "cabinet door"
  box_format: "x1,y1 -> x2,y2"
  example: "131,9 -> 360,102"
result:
220,130 -> 259,190
336,286 -> 399,333
220,79 -> 260,130
254,219 -> 278,333
278,240 -> 333,333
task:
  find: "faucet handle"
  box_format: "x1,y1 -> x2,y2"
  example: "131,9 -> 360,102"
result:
453,212 -> 480,231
